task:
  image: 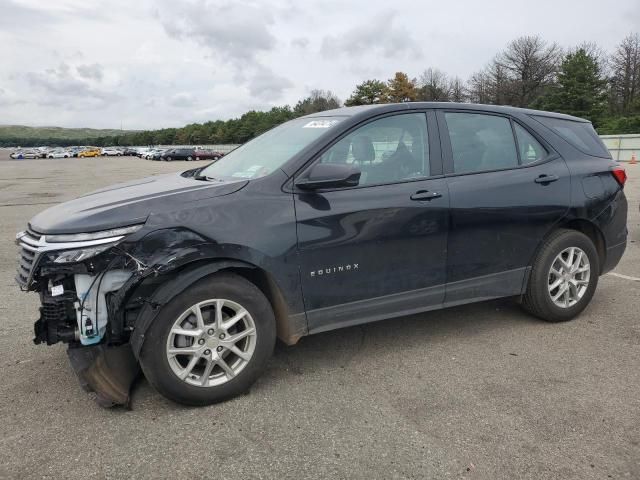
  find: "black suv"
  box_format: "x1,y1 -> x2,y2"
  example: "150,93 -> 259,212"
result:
160,148 -> 196,161
15,103 -> 628,407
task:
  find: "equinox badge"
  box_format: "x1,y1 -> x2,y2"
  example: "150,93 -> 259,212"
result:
310,264 -> 359,277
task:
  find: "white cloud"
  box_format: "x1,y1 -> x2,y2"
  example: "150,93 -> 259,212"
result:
321,11 -> 422,60
0,0 -> 637,129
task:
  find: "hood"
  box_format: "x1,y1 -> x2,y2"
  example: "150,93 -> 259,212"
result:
29,172 -> 248,234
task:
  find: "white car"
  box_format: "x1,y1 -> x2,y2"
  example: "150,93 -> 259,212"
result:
47,150 -> 72,158
10,151 -> 40,159
101,148 -> 122,156
136,148 -> 152,158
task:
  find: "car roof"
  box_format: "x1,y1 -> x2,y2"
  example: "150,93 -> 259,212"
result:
303,102 -> 590,123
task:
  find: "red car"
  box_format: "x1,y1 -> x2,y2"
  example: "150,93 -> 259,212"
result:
194,150 -> 225,161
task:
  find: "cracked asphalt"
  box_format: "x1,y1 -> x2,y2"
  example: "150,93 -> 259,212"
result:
0,152 -> 638,479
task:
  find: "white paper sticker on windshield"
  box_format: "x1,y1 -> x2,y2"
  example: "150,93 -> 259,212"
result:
303,120 -> 339,129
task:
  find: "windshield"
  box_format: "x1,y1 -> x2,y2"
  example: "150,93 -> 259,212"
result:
199,116 -> 345,180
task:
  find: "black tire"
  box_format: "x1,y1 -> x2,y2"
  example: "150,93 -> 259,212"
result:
522,229 -> 599,322
140,272 -> 276,406
166,156 -> 172,161
187,156 -> 193,161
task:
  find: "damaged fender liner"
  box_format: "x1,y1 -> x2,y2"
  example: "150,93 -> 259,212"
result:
128,261 -> 254,358
67,344 -> 139,408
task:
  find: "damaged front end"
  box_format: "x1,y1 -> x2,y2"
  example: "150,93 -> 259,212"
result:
16,225 -> 146,407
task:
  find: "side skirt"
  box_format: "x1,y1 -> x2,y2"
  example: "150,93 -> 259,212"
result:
306,267 -> 530,336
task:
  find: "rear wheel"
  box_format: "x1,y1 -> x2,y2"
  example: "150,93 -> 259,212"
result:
522,229 -> 599,322
187,156 -> 193,161
140,273 -> 276,405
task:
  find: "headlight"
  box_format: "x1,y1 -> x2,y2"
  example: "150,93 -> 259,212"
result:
45,224 -> 143,243
51,244 -> 116,263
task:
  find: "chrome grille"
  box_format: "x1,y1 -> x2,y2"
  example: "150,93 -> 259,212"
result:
15,228 -> 128,290
16,229 -> 44,289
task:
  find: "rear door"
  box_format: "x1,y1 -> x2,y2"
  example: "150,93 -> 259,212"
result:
294,111 -> 449,333
437,110 -> 570,304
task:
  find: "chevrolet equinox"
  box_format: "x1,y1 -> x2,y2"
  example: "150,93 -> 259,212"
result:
16,103 -> 628,406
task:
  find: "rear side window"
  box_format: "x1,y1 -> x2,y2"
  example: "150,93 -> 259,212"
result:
514,123 -> 546,164
444,112 -> 518,173
533,116 -> 610,158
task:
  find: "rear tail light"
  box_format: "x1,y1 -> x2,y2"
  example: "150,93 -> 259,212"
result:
611,167 -> 627,187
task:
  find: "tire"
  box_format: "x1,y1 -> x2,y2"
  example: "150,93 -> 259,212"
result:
140,272 -> 276,406
522,229 -> 599,322
187,156 -> 193,161
166,156 -> 172,161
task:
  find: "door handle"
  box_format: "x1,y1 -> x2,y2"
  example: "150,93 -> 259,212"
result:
534,174 -> 559,184
410,190 -> 442,201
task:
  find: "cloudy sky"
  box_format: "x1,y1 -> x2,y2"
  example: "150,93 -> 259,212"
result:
1,0 -> 638,130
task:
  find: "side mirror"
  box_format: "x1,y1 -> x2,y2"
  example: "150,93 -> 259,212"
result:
296,163 -> 361,190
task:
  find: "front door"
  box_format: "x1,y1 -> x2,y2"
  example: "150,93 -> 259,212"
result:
293,112 -> 449,333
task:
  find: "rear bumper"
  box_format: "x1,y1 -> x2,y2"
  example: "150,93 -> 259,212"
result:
601,240 -> 626,275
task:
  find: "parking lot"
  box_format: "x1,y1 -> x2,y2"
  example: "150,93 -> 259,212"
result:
0,152 -> 638,479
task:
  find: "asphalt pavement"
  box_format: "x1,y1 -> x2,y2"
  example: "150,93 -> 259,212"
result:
0,153 -> 638,479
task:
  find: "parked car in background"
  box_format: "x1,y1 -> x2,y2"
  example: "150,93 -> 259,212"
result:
47,149 -> 72,158
137,148 -> 153,159
68,147 -> 83,157
160,148 -> 196,161
194,149 -> 225,161
101,148 -> 122,156
78,148 -> 101,158
13,103 -> 628,407
9,151 -> 40,159
121,148 -> 138,156
147,149 -> 167,160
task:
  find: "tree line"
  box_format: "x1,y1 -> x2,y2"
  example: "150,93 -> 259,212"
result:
345,34 -> 640,134
3,33 -> 639,148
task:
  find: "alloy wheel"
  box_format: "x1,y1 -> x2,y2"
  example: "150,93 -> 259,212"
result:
166,299 -> 257,387
547,247 -> 590,308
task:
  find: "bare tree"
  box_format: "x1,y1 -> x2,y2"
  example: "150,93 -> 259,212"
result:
294,89 -> 341,115
485,60 -> 513,105
417,68 -> 451,101
610,33 -> 640,114
467,70 -> 491,104
495,35 -> 562,107
449,76 -> 467,103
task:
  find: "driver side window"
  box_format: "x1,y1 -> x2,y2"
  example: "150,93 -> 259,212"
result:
318,113 -> 430,186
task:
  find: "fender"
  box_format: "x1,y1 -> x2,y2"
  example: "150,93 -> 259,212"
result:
128,260 -> 254,358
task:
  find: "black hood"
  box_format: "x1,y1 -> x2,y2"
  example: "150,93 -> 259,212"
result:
29,172 -> 248,234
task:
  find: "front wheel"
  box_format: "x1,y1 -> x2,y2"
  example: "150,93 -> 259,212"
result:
187,156 -> 193,161
140,273 -> 276,405
522,229 -> 599,322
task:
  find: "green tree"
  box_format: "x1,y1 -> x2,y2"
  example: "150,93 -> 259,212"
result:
345,79 -> 389,105
539,47 -> 608,125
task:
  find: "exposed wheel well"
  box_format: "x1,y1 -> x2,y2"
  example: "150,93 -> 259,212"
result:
556,219 -> 606,274
128,260 -> 303,346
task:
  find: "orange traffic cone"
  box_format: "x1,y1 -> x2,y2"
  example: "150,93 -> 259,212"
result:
630,152 -> 637,165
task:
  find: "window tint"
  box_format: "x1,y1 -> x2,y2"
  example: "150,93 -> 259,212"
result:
318,113 -> 429,186
533,116 -> 610,158
514,123 -> 546,164
444,113 -> 518,173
